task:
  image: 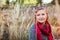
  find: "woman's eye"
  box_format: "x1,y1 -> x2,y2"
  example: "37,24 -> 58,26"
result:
37,14 -> 40,16
42,14 -> 45,15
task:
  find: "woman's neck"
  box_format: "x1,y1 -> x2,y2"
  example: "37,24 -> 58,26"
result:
37,22 -> 45,25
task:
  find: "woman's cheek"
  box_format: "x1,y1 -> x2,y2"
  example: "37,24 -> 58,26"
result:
36,16 -> 40,22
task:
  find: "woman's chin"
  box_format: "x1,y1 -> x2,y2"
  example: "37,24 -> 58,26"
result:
38,21 -> 45,23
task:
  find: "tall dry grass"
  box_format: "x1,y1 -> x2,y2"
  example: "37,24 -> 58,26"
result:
0,5 -> 34,40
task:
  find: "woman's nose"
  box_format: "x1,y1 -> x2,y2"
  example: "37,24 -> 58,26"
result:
39,15 -> 43,18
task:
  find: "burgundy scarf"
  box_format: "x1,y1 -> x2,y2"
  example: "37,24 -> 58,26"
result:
34,21 -> 53,40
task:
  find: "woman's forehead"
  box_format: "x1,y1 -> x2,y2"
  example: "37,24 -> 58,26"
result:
36,9 -> 46,14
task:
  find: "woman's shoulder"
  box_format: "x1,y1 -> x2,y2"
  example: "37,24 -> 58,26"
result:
29,24 -> 35,31
29,24 -> 36,40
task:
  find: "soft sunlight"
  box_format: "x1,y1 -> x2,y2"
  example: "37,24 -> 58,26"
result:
42,0 -> 53,4
9,0 -> 16,2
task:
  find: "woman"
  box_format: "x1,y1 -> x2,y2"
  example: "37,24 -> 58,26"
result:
29,6 -> 53,40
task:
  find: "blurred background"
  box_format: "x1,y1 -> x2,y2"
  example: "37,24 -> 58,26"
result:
0,0 -> 60,40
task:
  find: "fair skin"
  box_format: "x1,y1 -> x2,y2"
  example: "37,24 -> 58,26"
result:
36,9 -> 48,24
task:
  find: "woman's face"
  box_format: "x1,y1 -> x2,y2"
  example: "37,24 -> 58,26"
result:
36,9 -> 47,23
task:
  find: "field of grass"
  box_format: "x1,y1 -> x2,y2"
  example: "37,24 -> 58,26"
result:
0,5 -> 60,40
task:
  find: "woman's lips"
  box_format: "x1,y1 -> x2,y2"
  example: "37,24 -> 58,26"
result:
38,18 -> 45,21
